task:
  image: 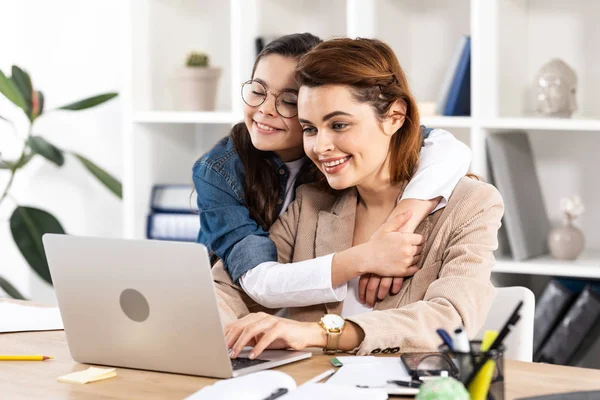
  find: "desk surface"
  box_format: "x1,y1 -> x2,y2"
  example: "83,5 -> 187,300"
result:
2,330 -> 600,399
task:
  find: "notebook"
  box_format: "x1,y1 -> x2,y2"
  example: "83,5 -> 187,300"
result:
0,301 -> 63,333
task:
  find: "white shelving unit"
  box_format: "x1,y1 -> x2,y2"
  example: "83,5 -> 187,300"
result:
123,0 -> 600,282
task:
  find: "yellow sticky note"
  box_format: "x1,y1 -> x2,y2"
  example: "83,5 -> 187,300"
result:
57,367 -> 117,384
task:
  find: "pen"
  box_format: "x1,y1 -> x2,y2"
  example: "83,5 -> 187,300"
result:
465,300 -> 523,386
303,368 -> 336,385
0,355 -> 54,361
468,330 -> 498,400
262,387 -> 288,400
452,326 -> 472,380
388,379 -> 423,388
436,328 -> 454,351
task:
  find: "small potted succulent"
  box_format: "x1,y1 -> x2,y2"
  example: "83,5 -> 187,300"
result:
178,51 -> 221,111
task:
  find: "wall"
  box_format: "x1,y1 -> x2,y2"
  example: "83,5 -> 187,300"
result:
0,1 -> 123,303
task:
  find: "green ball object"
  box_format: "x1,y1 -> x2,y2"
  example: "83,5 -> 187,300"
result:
416,377 -> 469,400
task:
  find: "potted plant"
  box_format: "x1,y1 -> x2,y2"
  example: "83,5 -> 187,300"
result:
0,65 -> 119,299
177,51 -> 222,111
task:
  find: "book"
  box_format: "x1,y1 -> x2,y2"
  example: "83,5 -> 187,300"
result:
486,132 -> 551,260
442,36 -> 471,116
536,285 -> 600,365
436,35 -> 468,115
146,213 -> 200,242
185,370 -> 387,399
532,279 -> 576,355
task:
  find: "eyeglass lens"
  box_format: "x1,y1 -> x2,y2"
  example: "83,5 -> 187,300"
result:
241,80 -> 298,118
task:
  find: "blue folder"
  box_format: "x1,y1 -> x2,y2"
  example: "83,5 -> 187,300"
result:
443,37 -> 471,116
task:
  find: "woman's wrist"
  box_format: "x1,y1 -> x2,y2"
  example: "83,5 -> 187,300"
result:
307,320 -> 365,351
309,322 -> 328,348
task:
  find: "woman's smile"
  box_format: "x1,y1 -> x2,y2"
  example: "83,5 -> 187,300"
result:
320,155 -> 352,174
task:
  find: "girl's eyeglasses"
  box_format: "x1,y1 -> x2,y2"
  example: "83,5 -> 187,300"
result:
241,80 -> 298,118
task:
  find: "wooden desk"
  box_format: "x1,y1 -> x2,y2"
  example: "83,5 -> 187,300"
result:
2,330 -> 600,399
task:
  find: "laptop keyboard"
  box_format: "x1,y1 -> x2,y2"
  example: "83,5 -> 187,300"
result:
230,357 -> 270,370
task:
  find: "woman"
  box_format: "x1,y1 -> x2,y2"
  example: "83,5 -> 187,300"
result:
214,38 -> 503,358
193,33 -> 471,308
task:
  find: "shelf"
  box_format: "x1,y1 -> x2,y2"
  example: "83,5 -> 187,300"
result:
493,249 -> 600,279
421,116 -> 472,129
132,111 -> 241,125
482,117 -> 600,132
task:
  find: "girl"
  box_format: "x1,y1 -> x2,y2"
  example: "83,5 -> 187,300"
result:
193,33 -> 471,308
215,37 -> 503,358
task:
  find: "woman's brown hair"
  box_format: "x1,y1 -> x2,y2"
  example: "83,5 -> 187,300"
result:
295,38 -> 422,188
229,33 -> 322,230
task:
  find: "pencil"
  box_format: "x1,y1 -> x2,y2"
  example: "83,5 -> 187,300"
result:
0,355 -> 54,361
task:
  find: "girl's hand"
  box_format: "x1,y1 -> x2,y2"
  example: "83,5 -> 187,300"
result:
225,312 -> 325,360
364,211 -> 424,277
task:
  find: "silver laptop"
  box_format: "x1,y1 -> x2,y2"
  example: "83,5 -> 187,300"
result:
42,234 -> 311,378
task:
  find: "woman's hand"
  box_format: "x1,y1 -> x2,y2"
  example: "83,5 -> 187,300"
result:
225,312 -> 325,360
358,274 -> 404,307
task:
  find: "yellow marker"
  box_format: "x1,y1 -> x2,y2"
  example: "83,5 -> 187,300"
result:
0,355 -> 54,361
468,330 -> 498,400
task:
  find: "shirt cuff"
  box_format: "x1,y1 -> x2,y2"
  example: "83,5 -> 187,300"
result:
239,253 -> 347,308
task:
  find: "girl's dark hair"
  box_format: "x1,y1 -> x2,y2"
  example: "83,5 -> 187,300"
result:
296,38 -> 422,189
230,33 -> 322,230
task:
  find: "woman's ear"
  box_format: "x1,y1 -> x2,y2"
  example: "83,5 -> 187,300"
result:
383,99 -> 407,136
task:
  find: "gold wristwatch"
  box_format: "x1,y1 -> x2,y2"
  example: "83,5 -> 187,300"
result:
319,314 -> 345,354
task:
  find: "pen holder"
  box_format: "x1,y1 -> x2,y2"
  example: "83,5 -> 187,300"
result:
439,341 -> 505,400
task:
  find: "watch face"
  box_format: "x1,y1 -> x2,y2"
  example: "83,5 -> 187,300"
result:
322,314 -> 345,329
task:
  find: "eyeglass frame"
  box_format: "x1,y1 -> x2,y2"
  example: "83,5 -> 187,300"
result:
240,79 -> 299,119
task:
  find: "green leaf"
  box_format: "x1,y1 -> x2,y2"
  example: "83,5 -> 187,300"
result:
0,69 -> 27,110
58,92 -> 118,111
37,90 -> 45,116
10,206 -> 66,285
0,153 -> 35,170
74,153 -> 122,198
10,66 -> 33,118
0,276 -> 27,300
27,136 -> 64,166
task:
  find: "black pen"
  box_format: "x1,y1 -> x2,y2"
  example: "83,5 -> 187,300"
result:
263,387 -> 288,400
388,379 -> 423,388
465,300 -> 523,386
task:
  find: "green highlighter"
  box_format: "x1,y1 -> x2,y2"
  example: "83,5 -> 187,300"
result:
329,357 -> 343,367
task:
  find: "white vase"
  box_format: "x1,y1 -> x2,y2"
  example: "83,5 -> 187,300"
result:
547,218 -> 585,260
177,67 -> 222,111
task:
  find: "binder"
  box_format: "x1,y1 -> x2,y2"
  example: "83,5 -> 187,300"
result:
536,285 -> 600,365
442,36 -> 471,116
486,132 -> 551,260
532,280 -> 576,355
151,184 -> 198,214
436,35 -> 468,115
147,184 -> 200,242
146,213 -> 200,242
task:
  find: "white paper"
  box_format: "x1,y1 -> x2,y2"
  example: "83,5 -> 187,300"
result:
185,370 -> 296,400
0,301 -> 63,333
326,359 -> 417,396
335,356 -> 381,365
286,383 -> 388,399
